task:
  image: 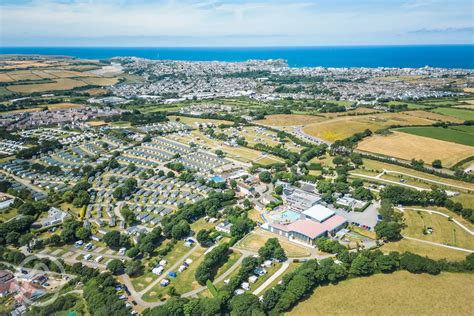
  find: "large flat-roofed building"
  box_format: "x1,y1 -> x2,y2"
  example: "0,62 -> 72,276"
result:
282,188 -> 321,212
263,203 -> 347,247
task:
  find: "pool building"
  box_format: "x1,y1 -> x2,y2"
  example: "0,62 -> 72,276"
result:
262,204 -> 347,247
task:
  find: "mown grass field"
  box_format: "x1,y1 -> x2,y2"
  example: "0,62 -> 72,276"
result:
357,132 -> 474,167
397,126 -> 474,146
238,231 -> 311,257
404,110 -> 464,123
380,238 -> 469,261
402,210 -> 474,249
290,271 -> 474,316
431,107 -> 474,121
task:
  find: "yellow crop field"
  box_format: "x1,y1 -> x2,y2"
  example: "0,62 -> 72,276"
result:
463,87 -> 474,93
7,71 -> 42,81
0,74 -> 14,83
6,78 -> 87,93
291,271 -> 474,316
47,103 -> 84,110
256,114 -> 325,126
302,113 -> 435,141
79,77 -> 119,86
42,70 -> 96,78
357,132 -> 474,167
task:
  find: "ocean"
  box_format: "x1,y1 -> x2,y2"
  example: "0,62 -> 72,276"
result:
1,45 -> 473,69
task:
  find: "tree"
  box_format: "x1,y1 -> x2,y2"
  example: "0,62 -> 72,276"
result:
196,229 -> 213,247
171,220 -> 191,240
126,247 -> 140,258
120,206 -> 135,225
353,187 -> 373,201
350,254 -> 376,276
274,185 -> 283,195
375,221 -> 402,241
432,159 -> 442,169
125,260 -> 143,277
215,149 -> 225,158
75,227 -> 91,241
18,203 -> 37,216
107,259 -> 125,275
72,191 -> 90,208
258,171 -> 272,183
6,232 -> 21,245
230,293 -> 262,316
103,231 -> 130,250
376,252 -> 400,272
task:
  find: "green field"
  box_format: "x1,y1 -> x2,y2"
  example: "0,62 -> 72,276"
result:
397,126 -> 474,146
431,107 -> 474,120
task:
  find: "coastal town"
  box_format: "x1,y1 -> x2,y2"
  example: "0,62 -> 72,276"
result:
0,54 -> 473,316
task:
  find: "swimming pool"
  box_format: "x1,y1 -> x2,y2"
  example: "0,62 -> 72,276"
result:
272,210 -> 301,222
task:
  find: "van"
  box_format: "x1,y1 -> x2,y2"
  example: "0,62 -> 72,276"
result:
84,254 -> 92,261
95,256 -> 103,263
74,240 -> 84,248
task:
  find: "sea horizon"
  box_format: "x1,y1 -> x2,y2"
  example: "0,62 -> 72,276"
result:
1,44 -> 474,69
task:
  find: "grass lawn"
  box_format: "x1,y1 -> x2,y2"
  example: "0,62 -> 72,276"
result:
131,272 -> 158,293
238,232 -> 311,258
450,193 -> 474,209
213,250 -> 242,281
397,126 -> 474,146
190,218 -> 215,233
290,271 -> 474,316
0,208 -> 17,221
402,210 -> 474,249
380,239 -> 469,261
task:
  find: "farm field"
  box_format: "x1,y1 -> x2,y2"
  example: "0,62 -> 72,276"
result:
290,271 -> 474,316
397,126 -> 474,146
302,112 -> 435,141
401,210 -> 474,250
256,114 -> 325,127
356,159 -> 474,191
404,110 -> 464,123
357,132 -> 474,167
47,103 -> 84,110
431,107 -> 474,121
6,78 -> 88,93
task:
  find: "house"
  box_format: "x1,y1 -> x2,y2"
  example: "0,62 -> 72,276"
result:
0,197 -> 14,210
216,220 -> 233,234
41,207 -> 70,227
0,270 -> 15,297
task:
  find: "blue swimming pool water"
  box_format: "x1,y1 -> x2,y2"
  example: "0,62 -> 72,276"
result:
278,210 -> 301,221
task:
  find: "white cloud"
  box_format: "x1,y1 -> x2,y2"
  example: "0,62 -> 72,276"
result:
0,0 -> 472,46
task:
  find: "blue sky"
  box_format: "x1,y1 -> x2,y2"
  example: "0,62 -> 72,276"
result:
1,0 -> 473,46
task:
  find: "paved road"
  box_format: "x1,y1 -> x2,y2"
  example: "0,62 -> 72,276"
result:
252,260 -> 290,296
384,170 -> 474,192
350,173 -> 429,191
